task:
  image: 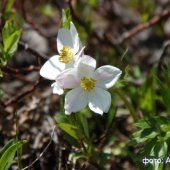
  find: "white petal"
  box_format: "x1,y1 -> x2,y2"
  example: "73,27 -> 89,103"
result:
40,55 -> 65,80
94,65 -> 122,89
78,38 -> 83,49
51,82 -> 64,95
57,29 -> 74,52
77,55 -> 96,78
56,68 -> 79,89
70,22 -> 79,54
88,87 -> 111,114
65,110 -> 71,115
73,46 -> 86,65
64,88 -> 88,114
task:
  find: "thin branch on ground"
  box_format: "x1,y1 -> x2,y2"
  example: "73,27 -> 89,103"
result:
1,65 -> 39,74
117,8 -> 170,44
2,79 -> 39,107
19,41 -> 49,60
21,126 -> 56,170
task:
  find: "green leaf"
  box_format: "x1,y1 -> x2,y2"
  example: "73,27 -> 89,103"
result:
55,113 -> 69,124
133,129 -> 158,144
55,114 -> 81,146
153,142 -> 168,158
0,140 -> 25,170
2,20 -> 21,61
139,69 -> 156,114
0,139 -> 15,157
61,8 -> 72,29
75,112 -> 89,139
135,119 -> 152,129
157,77 -> 170,113
57,123 -> 79,140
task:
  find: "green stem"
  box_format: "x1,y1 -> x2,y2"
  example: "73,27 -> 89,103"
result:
115,89 -> 137,122
69,113 -> 105,169
60,96 -> 64,114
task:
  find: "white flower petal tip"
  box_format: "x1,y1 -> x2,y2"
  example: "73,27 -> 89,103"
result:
88,88 -> 111,114
77,55 -> 97,77
64,88 -> 88,114
39,55 -> 62,80
79,55 -> 96,67
56,68 -> 79,89
95,65 -> 122,89
57,22 -> 80,55
73,46 -> 86,67
65,110 -> 71,115
51,82 -> 64,95
57,29 -> 74,52
77,46 -> 85,57
70,22 -> 79,52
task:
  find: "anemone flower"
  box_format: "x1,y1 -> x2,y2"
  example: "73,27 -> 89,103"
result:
40,22 -> 83,95
56,55 -> 122,114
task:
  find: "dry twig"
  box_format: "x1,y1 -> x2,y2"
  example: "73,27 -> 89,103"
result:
117,8 -> 170,44
21,126 -> 56,170
19,41 -> 48,60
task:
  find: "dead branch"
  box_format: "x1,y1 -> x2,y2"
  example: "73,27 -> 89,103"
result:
2,65 -> 39,74
117,8 -> 170,44
19,41 -> 49,61
3,79 -> 39,107
21,126 -> 56,170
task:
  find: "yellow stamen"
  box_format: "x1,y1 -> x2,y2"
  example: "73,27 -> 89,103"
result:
80,77 -> 96,91
59,46 -> 73,64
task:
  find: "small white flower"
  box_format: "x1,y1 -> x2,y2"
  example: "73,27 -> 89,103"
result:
40,22 -> 83,95
56,55 -> 122,114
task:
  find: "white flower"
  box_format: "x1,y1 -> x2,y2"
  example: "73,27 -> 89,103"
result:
40,22 -> 83,95
56,55 -> 122,114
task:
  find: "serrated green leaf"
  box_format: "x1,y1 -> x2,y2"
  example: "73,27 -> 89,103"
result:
133,129 -> 158,144
149,142 -> 168,158
135,119 -> 151,129
0,140 -> 25,170
160,124 -> 170,132
57,123 -> 79,140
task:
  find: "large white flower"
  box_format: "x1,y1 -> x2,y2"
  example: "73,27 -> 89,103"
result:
56,55 -> 122,114
40,22 -> 83,95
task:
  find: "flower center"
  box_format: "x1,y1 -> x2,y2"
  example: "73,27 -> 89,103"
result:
80,77 -> 96,91
59,46 -> 73,64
